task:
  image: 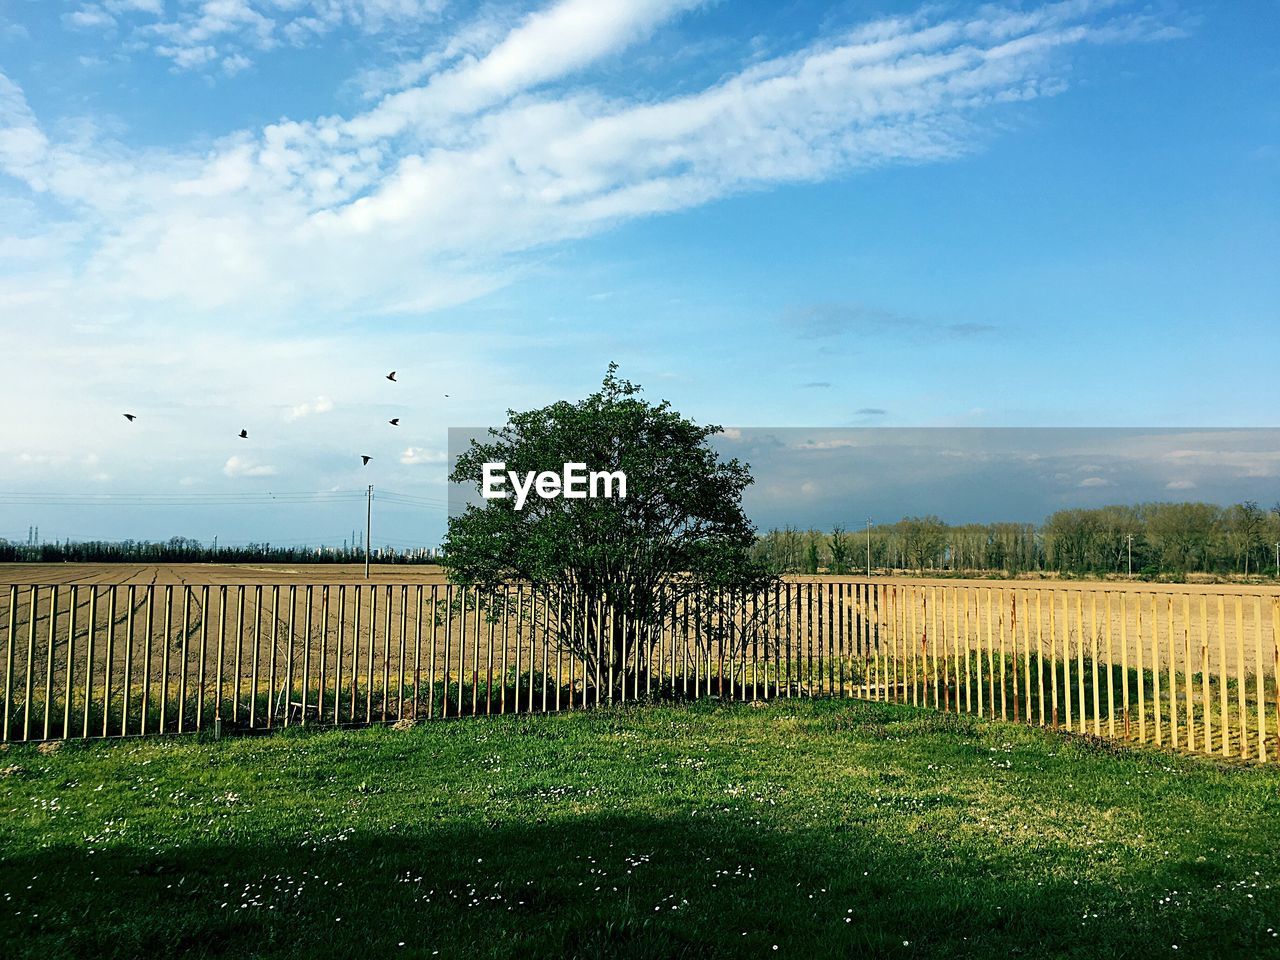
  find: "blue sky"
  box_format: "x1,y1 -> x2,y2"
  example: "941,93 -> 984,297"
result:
0,1 -> 1277,547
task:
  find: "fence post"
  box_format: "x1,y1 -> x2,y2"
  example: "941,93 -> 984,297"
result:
428,584 -> 439,720
1218,596 -> 1229,758
216,585 -> 228,728
1235,595 -> 1247,760
1134,592 -> 1143,743
160,586 -> 171,734
43,586 -> 58,740
1167,594 -> 1177,749
1254,596 -> 1266,762
1076,592 -> 1086,734
64,585 -> 79,739
1151,594 -> 1161,745
1120,593 -> 1130,737
105,586 -> 118,738
121,585 -> 136,737
1183,594 -> 1194,753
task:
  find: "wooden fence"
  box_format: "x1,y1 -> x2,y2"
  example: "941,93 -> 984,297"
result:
2,579 -> 1278,761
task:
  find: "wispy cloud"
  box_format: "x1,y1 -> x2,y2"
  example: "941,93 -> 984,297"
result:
0,1 -> 1179,326
223,455 -> 278,477
782,303 -> 999,341
64,0 -> 451,71
400,446 -> 447,465
285,395 -> 335,421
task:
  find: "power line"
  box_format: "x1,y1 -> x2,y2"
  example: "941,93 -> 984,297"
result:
0,488 -> 447,509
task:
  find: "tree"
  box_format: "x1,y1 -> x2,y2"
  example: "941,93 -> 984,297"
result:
899,516 -> 947,572
802,541 -> 821,575
443,365 -> 775,691
827,525 -> 850,575
1226,500 -> 1266,575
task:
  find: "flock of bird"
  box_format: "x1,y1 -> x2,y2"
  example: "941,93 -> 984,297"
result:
121,370 -> 445,468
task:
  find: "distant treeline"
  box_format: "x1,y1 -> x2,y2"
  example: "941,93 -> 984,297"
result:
0,537 -> 439,565
755,501 -> 1280,579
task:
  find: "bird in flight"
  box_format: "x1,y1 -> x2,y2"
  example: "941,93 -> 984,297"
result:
361,455 -> 372,465
389,418 -> 400,426
386,371 -> 397,382
238,429 -> 248,439
122,413 -> 136,422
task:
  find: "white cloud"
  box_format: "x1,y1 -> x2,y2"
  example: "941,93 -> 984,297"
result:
1078,476 -> 1113,488
1161,447 -> 1280,478
400,446 -> 446,464
222,53 -> 253,76
106,0 -> 165,13
1165,479 -> 1196,490
286,395 -> 335,420
83,0 -> 451,72
223,455 -> 279,477
64,6 -> 117,31
3,2 -> 1177,327
795,438 -> 861,451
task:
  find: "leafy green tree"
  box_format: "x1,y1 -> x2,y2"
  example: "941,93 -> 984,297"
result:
1226,500 -> 1267,575
899,515 -> 947,572
443,365 -> 775,689
827,525 -> 850,575
802,541 -> 821,575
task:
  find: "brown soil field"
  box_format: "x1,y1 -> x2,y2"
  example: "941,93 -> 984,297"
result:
0,562 -> 451,587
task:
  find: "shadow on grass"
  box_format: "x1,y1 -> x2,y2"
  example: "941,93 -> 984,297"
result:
1,802 -> 1270,960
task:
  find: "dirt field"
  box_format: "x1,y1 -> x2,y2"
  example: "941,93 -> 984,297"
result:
0,562 -> 451,587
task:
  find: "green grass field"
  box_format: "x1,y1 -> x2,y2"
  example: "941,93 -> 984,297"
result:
2,701 -> 1278,959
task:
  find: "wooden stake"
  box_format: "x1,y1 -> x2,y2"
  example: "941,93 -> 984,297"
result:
1184,594 -> 1195,753
1135,591 -> 1144,743
1218,595 -> 1229,758
1255,596 -> 1266,762
1200,595 -> 1212,755
1036,590 -> 1045,726
64,586 -> 79,739
1235,595 -> 1247,760
1120,592 -> 1130,738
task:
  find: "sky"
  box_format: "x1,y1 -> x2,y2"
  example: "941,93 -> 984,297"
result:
0,0 -> 1277,548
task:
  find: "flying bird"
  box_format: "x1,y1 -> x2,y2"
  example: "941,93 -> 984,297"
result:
389,418 -> 399,426
361,455 -> 372,465
122,413 -> 136,422
386,371 -> 397,382
238,429 -> 248,439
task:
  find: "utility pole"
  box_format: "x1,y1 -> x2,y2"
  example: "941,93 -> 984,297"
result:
365,484 -> 373,580
1126,533 -> 1134,578
866,518 -> 873,577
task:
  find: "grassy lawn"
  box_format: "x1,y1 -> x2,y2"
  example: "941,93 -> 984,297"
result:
2,701 -> 1279,959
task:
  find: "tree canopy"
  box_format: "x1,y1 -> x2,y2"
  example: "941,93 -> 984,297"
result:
443,365 -> 775,684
